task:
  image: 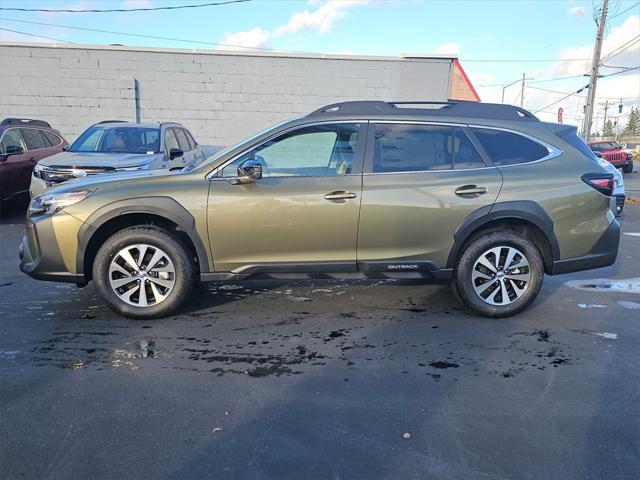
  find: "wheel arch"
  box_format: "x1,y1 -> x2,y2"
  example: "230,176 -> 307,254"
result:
76,197 -> 209,282
446,201 -> 559,274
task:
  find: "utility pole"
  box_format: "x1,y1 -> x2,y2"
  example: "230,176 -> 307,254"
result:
501,75 -> 534,104
520,73 -> 526,107
583,0 -> 609,141
602,99 -> 609,137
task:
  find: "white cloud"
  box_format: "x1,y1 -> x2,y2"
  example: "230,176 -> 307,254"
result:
221,27 -> 271,50
433,42 -> 460,55
273,0 -> 368,37
568,6 -> 586,17
220,0 -> 371,50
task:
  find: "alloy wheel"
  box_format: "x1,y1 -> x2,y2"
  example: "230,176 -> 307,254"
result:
108,244 -> 176,307
471,246 -> 531,306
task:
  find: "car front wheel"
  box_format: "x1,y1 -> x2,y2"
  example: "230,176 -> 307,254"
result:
93,226 -> 195,319
622,160 -> 633,173
454,231 -> 544,318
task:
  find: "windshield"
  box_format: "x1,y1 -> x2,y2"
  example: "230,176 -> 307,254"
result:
590,141 -> 619,152
68,126 -> 160,154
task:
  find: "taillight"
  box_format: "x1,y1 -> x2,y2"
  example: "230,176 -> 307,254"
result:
581,172 -> 614,196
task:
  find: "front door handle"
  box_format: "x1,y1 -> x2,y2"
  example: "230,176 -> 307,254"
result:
455,185 -> 487,197
324,191 -> 357,201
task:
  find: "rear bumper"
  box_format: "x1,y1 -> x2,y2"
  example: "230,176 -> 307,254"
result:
551,219 -> 620,275
614,195 -> 625,216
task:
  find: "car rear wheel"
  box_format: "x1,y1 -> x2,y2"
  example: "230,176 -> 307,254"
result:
93,226 -> 195,319
454,231 -> 544,318
622,160 -> 633,173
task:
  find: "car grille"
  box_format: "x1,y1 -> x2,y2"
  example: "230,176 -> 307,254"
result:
33,166 -> 116,184
606,152 -> 627,162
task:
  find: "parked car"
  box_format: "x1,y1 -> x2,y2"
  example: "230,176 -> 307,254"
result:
0,118 -> 67,216
593,151 -> 625,215
20,101 -> 620,319
588,140 -> 634,173
30,121 -> 221,197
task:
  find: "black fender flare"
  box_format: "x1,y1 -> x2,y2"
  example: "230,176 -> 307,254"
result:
76,196 -> 209,276
446,200 -> 560,269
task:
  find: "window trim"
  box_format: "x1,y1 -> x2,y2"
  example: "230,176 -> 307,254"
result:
466,124 -> 562,168
207,120 -> 369,180
18,127 -> 52,152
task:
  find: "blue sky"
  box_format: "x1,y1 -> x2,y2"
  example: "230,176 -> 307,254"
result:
1,0 -> 639,127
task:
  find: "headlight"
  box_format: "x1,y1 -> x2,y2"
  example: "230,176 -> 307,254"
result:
28,190 -> 93,215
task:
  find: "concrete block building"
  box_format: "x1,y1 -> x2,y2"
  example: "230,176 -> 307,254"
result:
0,42 -> 479,146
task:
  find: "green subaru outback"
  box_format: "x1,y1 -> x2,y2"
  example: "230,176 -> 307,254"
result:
19,101 -> 620,319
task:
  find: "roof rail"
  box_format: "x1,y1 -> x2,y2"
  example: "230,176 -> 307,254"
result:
308,100 -> 539,122
94,120 -> 129,125
1,118 -> 51,128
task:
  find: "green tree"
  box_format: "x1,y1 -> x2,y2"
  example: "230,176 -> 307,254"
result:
603,119 -> 614,137
623,106 -> 639,136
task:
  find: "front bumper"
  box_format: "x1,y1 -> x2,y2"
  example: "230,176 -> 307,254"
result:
551,219 -> 620,275
19,214 -> 86,285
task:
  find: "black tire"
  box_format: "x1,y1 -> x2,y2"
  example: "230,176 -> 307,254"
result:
454,231 -> 544,318
622,161 -> 633,174
93,226 -> 195,319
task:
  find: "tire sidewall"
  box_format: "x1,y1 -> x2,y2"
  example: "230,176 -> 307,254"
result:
455,232 -> 544,318
93,227 -> 194,319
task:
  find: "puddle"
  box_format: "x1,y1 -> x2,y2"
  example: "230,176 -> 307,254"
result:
617,300 -> 640,310
577,304 -> 607,309
565,277 -> 640,294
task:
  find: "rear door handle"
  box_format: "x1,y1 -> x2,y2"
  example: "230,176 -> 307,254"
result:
324,191 -> 357,201
455,185 -> 487,197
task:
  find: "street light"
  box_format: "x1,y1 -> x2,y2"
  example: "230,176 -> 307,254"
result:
501,76 -> 534,104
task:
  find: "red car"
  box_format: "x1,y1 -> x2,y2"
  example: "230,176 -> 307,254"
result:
588,140 -> 634,173
0,118 -> 68,215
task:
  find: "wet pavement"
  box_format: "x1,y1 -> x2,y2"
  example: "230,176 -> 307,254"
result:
1,174 -> 639,479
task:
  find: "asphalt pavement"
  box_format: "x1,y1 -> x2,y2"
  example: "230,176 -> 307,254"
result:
1,174 -> 639,480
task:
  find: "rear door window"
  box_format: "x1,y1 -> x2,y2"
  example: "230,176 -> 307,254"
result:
184,130 -> 197,150
1,128 -> 27,153
471,128 -> 549,166
20,128 -> 49,150
371,124 -> 485,172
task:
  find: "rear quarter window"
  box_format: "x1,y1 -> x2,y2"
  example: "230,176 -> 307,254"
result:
471,128 -> 549,166
43,130 -> 62,147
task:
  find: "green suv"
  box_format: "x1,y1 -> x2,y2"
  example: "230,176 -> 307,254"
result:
19,101 -> 620,318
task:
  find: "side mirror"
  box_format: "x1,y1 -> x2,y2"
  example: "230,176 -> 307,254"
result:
228,159 -> 262,185
169,148 -> 184,160
5,145 -> 24,155
593,151 -> 603,158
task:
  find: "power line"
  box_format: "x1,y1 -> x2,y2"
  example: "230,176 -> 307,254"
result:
533,84 -> 590,113
0,27 -> 74,44
0,0 -> 251,13
0,17 -> 282,52
601,36 -> 640,62
607,1 -> 640,19
0,16 -> 603,62
459,58 -> 590,63
527,85 -> 639,100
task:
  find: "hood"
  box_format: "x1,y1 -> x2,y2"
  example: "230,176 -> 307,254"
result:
40,168 -> 176,195
38,151 -> 159,168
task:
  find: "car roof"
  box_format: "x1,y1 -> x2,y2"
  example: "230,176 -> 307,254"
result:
305,100 -> 540,123
91,121 -> 181,129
